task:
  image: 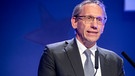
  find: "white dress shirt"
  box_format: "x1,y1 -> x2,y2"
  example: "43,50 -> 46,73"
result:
76,38 -> 102,76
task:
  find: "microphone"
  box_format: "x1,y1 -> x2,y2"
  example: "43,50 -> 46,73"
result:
95,50 -> 99,69
121,51 -> 135,68
94,50 -> 99,76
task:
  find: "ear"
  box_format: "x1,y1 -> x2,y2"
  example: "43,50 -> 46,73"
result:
71,17 -> 77,29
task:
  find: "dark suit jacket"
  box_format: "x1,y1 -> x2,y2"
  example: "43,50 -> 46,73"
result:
38,38 -> 125,76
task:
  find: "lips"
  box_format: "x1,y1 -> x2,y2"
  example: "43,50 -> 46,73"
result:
87,30 -> 98,34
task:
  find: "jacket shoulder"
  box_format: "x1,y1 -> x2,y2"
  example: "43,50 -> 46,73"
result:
45,38 -> 74,51
98,47 -> 123,60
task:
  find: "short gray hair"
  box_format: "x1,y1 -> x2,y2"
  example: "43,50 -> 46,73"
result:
72,0 -> 107,23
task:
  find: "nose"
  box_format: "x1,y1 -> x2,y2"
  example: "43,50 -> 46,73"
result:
91,19 -> 98,29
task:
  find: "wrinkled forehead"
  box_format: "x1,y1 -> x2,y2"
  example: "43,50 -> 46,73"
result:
80,3 -> 105,17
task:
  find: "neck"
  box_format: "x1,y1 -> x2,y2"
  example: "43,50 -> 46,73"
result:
84,41 -> 96,48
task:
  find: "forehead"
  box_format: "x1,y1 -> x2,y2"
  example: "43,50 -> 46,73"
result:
80,3 -> 104,17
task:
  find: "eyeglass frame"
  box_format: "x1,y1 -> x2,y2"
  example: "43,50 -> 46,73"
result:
74,15 -> 107,25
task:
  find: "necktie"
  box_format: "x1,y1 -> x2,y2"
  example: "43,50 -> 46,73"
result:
84,49 -> 94,76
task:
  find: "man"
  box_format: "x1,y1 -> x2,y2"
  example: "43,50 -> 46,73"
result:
38,0 -> 125,76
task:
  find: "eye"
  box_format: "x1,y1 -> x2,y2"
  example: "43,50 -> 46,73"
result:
87,16 -> 93,20
96,17 -> 103,21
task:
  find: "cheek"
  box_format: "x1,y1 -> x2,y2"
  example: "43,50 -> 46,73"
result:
99,25 -> 105,33
77,25 -> 84,33
77,22 -> 85,30
76,23 -> 87,35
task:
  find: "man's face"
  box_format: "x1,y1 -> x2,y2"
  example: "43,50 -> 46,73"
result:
71,3 -> 105,45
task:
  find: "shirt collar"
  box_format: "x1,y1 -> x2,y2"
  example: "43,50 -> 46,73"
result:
76,38 -> 97,56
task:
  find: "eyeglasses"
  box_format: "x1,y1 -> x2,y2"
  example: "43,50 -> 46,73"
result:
75,15 -> 106,25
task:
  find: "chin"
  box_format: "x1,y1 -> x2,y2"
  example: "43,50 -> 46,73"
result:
85,38 -> 97,43
86,37 -> 99,41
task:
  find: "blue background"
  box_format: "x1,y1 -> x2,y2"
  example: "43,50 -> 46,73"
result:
1,0 -> 135,76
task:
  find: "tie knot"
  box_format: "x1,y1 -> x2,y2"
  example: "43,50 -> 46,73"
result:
84,49 -> 91,57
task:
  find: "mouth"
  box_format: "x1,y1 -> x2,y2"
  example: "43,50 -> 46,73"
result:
87,30 -> 98,34
86,30 -> 98,36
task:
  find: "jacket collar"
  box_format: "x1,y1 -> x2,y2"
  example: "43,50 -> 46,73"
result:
98,47 -> 110,76
64,38 -> 84,76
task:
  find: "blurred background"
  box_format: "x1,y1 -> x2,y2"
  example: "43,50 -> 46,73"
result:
0,0 -> 135,76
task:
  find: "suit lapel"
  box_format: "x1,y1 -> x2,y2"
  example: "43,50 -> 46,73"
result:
64,38 -> 84,76
98,47 -> 110,76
